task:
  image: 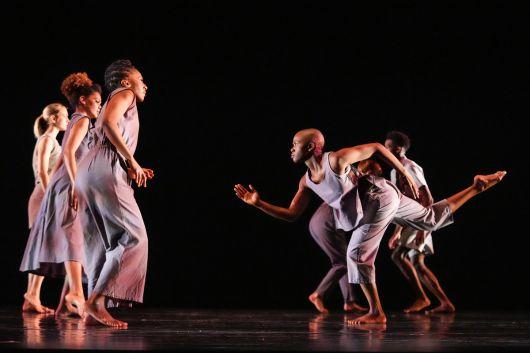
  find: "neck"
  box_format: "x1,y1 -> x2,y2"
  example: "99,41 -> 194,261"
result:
305,153 -> 324,174
75,107 -> 92,119
44,125 -> 59,138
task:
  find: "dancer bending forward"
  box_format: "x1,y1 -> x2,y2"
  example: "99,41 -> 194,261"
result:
234,128 -> 505,324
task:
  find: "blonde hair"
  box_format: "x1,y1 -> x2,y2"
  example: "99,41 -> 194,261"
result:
33,103 -> 66,138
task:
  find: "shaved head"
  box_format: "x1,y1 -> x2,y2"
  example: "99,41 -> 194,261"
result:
294,128 -> 325,149
290,128 -> 326,163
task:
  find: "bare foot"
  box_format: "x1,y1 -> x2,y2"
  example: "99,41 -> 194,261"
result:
84,301 -> 128,328
344,301 -> 368,313
22,294 -> 54,314
308,293 -> 329,314
426,301 -> 455,314
473,171 -> 507,192
347,312 -> 387,325
65,293 -> 86,318
404,297 -> 431,313
81,314 -> 101,326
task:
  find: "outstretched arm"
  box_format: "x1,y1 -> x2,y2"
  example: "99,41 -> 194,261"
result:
331,143 -> 419,198
234,176 -> 312,222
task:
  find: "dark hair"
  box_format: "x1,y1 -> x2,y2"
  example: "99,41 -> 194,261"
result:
386,131 -> 411,151
60,72 -> 102,109
104,59 -> 135,92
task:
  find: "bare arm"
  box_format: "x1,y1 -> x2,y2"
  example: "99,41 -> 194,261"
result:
331,143 -> 419,198
101,89 -> 146,186
234,177 -> 312,222
63,118 -> 89,185
37,136 -> 55,191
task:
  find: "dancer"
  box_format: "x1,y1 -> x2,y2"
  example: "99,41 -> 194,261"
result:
76,59 -> 153,328
20,73 -> 102,318
385,131 -> 455,314
23,103 -> 69,314
234,128 -> 505,324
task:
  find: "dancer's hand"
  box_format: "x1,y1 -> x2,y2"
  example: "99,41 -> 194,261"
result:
388,233 -> 400,250
415,231 -> 426,246
143,168 -> 155,180
234,184 -> 260,206
128,159 -> 147,187
69,186 -> 78,211
403,171 -> 419,199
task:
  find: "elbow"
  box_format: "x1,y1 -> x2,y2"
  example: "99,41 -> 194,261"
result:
373,142 -> 384,151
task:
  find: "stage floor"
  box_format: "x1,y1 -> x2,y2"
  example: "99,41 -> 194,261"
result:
0,308 -> 529,352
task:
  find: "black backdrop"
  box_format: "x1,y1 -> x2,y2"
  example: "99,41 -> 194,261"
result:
1,2 -> 528,311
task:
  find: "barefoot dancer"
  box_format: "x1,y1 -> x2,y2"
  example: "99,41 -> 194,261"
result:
22,103 -> 69,314
385,131 -> 455,314
20,74 -> 102,318
76,60 -> 153,328
234,128 -> 505,324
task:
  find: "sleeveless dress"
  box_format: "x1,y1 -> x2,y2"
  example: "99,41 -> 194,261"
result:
20,113 -> 94,277
76,87 -> 148,306
28,134 -> 61,228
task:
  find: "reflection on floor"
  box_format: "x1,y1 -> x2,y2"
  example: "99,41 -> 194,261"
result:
0,308 -> 529,352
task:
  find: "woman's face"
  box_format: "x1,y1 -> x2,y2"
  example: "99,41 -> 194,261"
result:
81,92 -> 102,119
124,68 -> 148,102
54,107 -> 70,131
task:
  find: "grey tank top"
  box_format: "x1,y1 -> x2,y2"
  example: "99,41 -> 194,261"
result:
32,133 -> 61,185
305,152 -> 364,231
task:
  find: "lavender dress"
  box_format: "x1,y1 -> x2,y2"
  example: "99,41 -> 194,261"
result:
28,134 -> 61,228
20,113 -> 93,277
76,87 -> 148,306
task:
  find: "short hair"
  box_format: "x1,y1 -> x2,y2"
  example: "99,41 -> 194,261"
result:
386,131 -> 411,151
104,59 -> 135,92
60,72 -> 102,109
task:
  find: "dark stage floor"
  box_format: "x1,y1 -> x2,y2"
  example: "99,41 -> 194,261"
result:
0,308 -> 529,352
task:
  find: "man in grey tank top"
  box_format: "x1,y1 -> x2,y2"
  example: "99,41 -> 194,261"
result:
235,128 -> 506,324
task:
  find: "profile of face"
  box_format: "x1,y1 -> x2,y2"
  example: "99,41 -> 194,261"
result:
121,68 -> 148,102
53,106 -> 70,131
290,133 -> 314,164
80,92 -> 102,119
384,139 -> 403,158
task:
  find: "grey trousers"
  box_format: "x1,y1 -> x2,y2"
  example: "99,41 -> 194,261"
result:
309,202 -> 357,303
347,179 -> 453,284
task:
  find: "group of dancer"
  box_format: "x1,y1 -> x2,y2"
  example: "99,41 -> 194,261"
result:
20,58 -> 506,328
21,60 -> 151,328
234,128 -> 506,324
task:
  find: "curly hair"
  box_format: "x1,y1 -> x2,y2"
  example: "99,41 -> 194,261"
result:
60,72 -> 102,109
104,59 -> 135,92
386,131 -> 411,151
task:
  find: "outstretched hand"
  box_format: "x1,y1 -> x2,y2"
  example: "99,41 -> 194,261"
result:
234,184 -> 260,206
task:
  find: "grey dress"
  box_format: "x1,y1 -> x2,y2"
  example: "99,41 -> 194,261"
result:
76,87 -> 148,306
20,113 -> 93,277
27,134 -> 61,228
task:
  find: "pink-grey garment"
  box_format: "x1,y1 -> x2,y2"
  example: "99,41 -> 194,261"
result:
390,156 -> 434,255
346,175 -> 453,284
305,152 -> 363,231
309,202 -> 357,303
20,113 -> 94,277
28,186 -> 44,229
28,134 -> 61,228
76,87 -> 148,306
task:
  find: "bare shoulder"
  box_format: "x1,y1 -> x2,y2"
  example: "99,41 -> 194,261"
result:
111,89 -> 135,105
298,174 -> 308,189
